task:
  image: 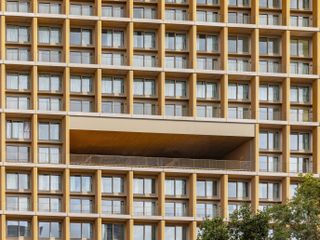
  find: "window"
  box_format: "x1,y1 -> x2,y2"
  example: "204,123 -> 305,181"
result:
39,221 -> 61,239
134,178 -> 156,195
6,145 -> 30,162
197,57 -> 219,70
70,175 -> 92,193
228,83 -> 249,100
70,198 -> 93,213
228,36 -> 249,53
197,180 -> 218,197
165,202 -> 187,216
133,102 -> 157,115
6,47 -> 30,61
133,54 -> 156,67
259,13 -> 280,25
197,35 -> 218,53
6,0 -> 30,12
38,74 -> 61,92
197,10 -> 219,22
228,58 -> 250,71
259,155 -> 280,172
7,220 -> 31,238
38,146 -> 61,164
228,203 -> 241,216
290,39 -> 310,57
102,30 -> 124,48
70,75 -> 92,93
6,72 -> 29,90
6,195 -> 30,211
197,104 -> 220,118
102,4 -> 125,17
134,225 -> 156,240
38,174 -> 61,192
259,130 -> 280,150
134,78 -> 156,96
70,51 -> 93,64
38,196 -> 61,212
290,15 -> 311,27
289,157 -> 311,173
6,173 -> 29,191
290,108 -> 312,122
134,31 -> 156,49
101,76 -> 124,95
38,27 -> 61,44
259,37 -> 280,55
102,101 -> 125,114
259,106 -> 281,120
290,86 -> 310,103
165,55 -> 187,69
102,199 -> 125,214
134,200 -> 157,216
102,223 -> 125,240
70,222 -> 92,239
70,3 -> 93,16
229,0 -> 250,6
290,0 -> 310,10
228,11 -> 250,24
260,0 -> 280,8
38,49 -> 61,62
38,97 -> 61,111
102,176 -> 124,194
165,226 -> 187,240
6,25 -> 29,43
197,0 -> 219,5
196,202 -> 218,218
38,1 -> 61,14
102,52 -> 125,65
228,181 -> 249,199
165,103 -> 188,117
228,106 -> 251,119
165,179 -> 186,196
6,120 -> 31,140
290,183 -> 298,199
259,182 -> 280,200
165,80 -> 187,97
290,61 -> 311,75
70,28 -> 92,46
165,9 -> 188,21
166,33 -> 187,51
259,84 -> 280,102
38,122 -> 60,141
133,7 -> 157,19
290,132 -> 310,152
6,96 -> 30,110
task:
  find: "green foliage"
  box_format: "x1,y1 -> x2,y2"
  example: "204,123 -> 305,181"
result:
197,217 -> 229,240
197,175 -> 320,240
229,204 -> 270,240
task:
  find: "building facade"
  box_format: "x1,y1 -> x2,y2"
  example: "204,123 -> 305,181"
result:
0,0 -> 320,239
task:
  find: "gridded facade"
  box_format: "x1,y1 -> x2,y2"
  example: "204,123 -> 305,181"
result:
0,0 -> 319,239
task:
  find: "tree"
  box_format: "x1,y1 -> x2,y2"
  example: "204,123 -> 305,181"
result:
197,217 -> 229,240
229,204 -> 270,240
269,174 -> 320,240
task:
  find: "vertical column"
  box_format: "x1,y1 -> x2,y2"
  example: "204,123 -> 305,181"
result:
251,29 -> 259,72
63,116 -> 70,165
251,176 -> 259,213
282,31 -> 290,74
0,214 -> 5,240
32,66 -> 38,111
312,74 -> 320,122
127,22 -> 133,66
158,172 -> 165,217
189,25 -> 197,69
64,217 -> 70,240
127,71 -> 134,114
32,216 -> 38,240
312,127 -> 320,174
158,72 -> 165,115
251,0 -> 259,24
282,0 -> 290,26
32,114 -> 38,164
282,125 -> 290,173
312,33 -> 320,75
189,173 -> 197,240
251,76 -> 259,119
0,16 -> 5,61
32,0 -> 38,13
221,75 -> 228,118
127,220 -> 134,240
32,167 -> 38,212
96,21 -> 102,65
220,174 -> 228,219
95,69 -> 102,113
220,27 -> 228,71
313,0 -> 320,27
127,171 -> 133,216
64,68 -> 70,112
221,0 -> 228,23
63,19 -> 70,64
253,124 -> 260,172
64,168 -> 70,213
158,24 -> 165,68
157,221 -> 165,240
95,170 -> 102,240
189,221 -> 197,240
189,74 -> 197,117
0,166 -> 5,211
95,0 -> 102,17
282,177 -> 290,203
0,114 -> 5,162
32,17 -> 38,62
127,0 -> 133,18
282,77 -> 290,121
0,65 -> 5,109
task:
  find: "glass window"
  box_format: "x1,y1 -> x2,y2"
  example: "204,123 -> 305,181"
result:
102,76 -> 124,95
102,176 -> 124,194
228,181 -> 249,199
290,132 -> 310,152
228,83 -> 249,100
6,73 -> 29,90
38,174 -> 61,192
290,86 -> 310,103
134,225 -> 156,240
38,196 -> 61,212
39,221 -> 61,239
102,199 -> 125,214
259,182 -> 280,200
38,122 -> 60,141
228,35 -> 249,53
6,145 -> 30,162
134,178 -> 156,195
70,28 -> 92,46
38,146 -> 60,164
70,198 -> 93,213
70,223 -> 92,239
259,130 -> 280,150
6,173 -> 30,191
165,80 -> 187,97
7,220 -> 31,238
197,180 -> 218,197
259,155 -> 280,172
165,226 -> 187,240
70,176 -> 92,193
102,223 -> 125,240
165,179 -> 186,196
70,75 -> 92,93
6,195 -> 30,211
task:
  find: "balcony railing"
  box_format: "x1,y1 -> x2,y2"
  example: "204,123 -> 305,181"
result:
70,154 -> 252,171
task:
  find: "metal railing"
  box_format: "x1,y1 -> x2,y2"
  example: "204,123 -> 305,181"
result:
70,154 -> 252,171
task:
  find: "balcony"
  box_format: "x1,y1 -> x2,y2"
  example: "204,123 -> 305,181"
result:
71,154 -> 252,171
